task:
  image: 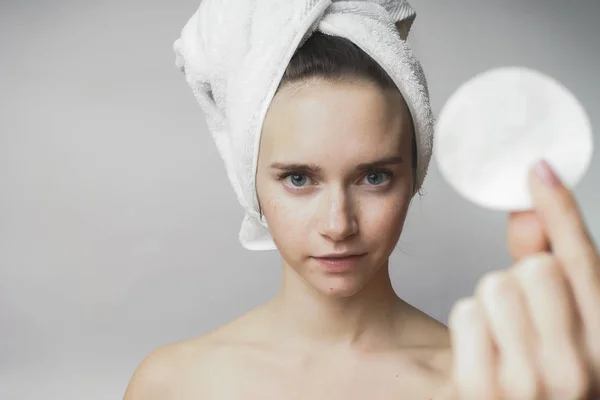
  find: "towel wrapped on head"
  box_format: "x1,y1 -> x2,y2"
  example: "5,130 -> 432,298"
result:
173,0 -> 435,251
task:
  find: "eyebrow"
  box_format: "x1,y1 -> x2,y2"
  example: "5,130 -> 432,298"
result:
269,156 -> 404,174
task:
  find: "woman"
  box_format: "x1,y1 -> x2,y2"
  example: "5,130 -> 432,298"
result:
124,4 -> 600,400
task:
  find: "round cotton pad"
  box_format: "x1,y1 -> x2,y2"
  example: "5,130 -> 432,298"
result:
434,67 -> 594,211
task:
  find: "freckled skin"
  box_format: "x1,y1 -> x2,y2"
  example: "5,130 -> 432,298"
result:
255,79 -> 416,299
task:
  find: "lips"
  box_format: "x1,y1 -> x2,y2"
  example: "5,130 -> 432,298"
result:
312,254 -> 366,273
320,255 -> 360,260
316,253 -> 364,259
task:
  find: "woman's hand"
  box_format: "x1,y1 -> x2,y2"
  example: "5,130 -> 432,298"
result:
443,160 -> 600,399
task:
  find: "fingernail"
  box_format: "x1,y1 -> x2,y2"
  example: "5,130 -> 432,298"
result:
534,160 -> 559,187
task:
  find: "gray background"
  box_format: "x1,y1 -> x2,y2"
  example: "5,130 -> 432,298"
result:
1,0 -> 598,398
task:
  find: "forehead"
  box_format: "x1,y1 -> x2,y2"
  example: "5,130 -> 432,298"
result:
260,79 -> 412,160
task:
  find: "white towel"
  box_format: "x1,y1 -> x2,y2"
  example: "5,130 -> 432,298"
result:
173,0 -> 435,251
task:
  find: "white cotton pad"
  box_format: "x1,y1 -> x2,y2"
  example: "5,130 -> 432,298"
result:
434,67 -> 594,211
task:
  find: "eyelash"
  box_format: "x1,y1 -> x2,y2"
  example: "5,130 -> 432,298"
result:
276,169 -> 394,188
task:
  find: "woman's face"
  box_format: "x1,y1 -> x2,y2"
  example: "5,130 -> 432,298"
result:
255,78 -> 415,297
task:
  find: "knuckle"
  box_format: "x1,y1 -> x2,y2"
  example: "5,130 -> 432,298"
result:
450,297 -> 472,314
476,270 -> 509,298
544,350 -> 590,398
502,363 -> 542,399
448,297 -> 476,327
528,252 -> 556,267
517,253 -> 561,281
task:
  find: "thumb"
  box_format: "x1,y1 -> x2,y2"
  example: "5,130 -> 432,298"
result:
507,210 -> 550,262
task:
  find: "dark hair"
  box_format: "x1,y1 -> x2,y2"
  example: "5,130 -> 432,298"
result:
259,33 -> 418,220
280,32 -> 399,91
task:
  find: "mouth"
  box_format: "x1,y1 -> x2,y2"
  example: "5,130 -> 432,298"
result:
317,255 -> 363,260
315,252 -> 366,259
311,253 -> 366,272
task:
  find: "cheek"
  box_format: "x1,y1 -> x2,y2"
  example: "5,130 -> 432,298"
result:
361,195 -> 410,240
262,198 -> 310,253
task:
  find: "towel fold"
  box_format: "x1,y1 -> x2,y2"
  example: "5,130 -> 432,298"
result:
173,0 -> 435,250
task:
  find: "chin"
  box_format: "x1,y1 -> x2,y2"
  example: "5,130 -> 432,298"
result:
312,275 -> 370,298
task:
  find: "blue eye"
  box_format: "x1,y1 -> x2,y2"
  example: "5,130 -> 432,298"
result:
277,169 -> 393,188
286,174 -> 309,187
364,171 -> 391,185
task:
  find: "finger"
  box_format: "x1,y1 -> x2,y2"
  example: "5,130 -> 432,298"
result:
512,254 -> 590,399
529,160 -> 600,291
530,160 -> 600,389
507,210 -> 550,262
476,270 -> 543,399
448,298 -> 499,400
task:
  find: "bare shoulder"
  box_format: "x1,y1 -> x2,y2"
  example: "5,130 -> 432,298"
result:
123,340 -> 183,399
123,313 -> 260,400
402,309 -> 453,397
423,315 -> 452,373
122,335 -> 212,399
421,315 -> 452,373
405,306 -> 453,376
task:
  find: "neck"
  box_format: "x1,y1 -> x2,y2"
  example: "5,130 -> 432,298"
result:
267,258 -> 412,351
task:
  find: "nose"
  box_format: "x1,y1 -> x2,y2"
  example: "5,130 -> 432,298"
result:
316,186 -> 358,242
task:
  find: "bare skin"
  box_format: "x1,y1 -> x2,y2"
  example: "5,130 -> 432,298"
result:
123,298 -> 452,400
124,79 -> 452,399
